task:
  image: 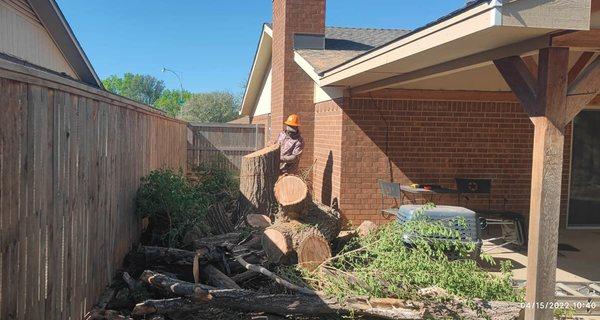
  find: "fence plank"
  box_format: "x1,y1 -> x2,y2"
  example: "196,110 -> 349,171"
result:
0,69 -> 188,319
187,123 -> 265,172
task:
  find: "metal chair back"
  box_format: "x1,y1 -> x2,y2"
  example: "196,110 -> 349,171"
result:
377,179 -> 401,219
454,178 -> 492,209
378,179 -> 401,198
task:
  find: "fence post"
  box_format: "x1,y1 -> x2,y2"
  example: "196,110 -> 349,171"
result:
254,124 -> 259,151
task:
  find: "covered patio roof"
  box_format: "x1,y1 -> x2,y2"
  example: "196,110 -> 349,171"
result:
306,1 -> 600,319
315,0 -> 593,91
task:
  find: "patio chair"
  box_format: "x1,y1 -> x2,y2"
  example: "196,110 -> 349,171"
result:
454,178 -> 527,247
377,179 -> 402,219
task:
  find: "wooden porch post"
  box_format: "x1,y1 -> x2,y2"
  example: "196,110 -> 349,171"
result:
525,47 -> 569,320
496,45 -> 600,319
496,47 -> 569,320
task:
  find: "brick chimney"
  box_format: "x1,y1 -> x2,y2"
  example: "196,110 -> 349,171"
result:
271,0 -> 326,169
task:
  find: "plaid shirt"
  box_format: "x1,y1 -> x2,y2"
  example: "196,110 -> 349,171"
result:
277,131 -> 304,173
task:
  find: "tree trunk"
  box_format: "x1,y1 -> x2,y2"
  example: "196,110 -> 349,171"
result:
262,220 -> 331,267
238,144 -> 280,217
274,175 -> 309,218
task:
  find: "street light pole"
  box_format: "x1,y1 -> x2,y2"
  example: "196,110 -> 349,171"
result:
161,67 -> 184,104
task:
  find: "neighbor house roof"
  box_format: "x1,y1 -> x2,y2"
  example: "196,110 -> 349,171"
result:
27,0 -> 103,88
295,27 -> 410,73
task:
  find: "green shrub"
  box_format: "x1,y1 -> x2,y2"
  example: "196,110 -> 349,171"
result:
288,205 -> 523,304
190,161 -> 239,204
136,168 -> 208,247
136,163 -> 239,248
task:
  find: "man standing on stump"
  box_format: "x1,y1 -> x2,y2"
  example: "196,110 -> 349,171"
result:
275,114 -> 304,174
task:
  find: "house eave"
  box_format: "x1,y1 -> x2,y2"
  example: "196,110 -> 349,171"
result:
318,0 -> 592,90
240,23 -> 273,116
28,0 -> 103,88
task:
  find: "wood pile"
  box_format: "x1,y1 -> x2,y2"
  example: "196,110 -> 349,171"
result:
88,145 -> 521,320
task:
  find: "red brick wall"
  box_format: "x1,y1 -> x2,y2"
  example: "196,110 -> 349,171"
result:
336,97 -> 572,226
271,0 -> 325,170
312,98 -> 344,209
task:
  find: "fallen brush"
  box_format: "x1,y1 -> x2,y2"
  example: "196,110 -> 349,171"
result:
133,270 -> 521,320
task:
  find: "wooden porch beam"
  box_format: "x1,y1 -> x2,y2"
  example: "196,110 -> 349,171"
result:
523,56 -> 539,80
568,52 -> 595,85
493,56 -> 539,115
566,56 -> 600,121
523,47 -> 570,320
551,30 -> 600,51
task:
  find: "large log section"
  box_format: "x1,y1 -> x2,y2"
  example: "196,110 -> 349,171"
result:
238,144 -> 280,216
495,48 -> 600,320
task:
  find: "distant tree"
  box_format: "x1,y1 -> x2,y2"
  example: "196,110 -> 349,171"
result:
102,73 -> 165,105
155,89 -> 192,117
178,91 -> 240,123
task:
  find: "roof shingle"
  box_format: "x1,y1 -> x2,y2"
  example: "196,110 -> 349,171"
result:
296,26 -> 410,74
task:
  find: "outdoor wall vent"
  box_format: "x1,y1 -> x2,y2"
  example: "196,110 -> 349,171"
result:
294,34 -> 325,50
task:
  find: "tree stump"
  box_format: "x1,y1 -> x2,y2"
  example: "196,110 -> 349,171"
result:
274,175 -> 308,218
238,144 -> 280,216
262,220 -> 331,268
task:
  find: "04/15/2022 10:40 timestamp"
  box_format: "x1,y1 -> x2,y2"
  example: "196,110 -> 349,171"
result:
520,301 -> 598,311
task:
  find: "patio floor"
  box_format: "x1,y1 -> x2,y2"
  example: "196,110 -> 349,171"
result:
484,228 -> 600,282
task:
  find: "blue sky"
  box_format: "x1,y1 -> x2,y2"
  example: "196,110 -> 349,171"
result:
56,0 -> 466,93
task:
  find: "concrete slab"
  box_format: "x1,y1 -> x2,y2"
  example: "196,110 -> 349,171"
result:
484,229 -> 600,282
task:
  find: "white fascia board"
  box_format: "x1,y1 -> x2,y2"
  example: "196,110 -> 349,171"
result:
293,52 -> 321,85
314,84 -> 343,103
240,24 -> 273,116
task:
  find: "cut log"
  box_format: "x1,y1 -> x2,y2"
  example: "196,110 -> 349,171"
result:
246,214 -> 272,229
357,220 -> 379,237
200,264 -> 241,289
138,271 -> 522,320
262,221 -> 331,267
238,144 -> 280,216
132,298 -> 204,316
234,255 -> 316,295
296,230 -> 332,271
192,232 -> 242,248
274,175 -> 309,217
205,203 -> 234,235
299,202 -> 341,242
231,270 -> 260,284
139,270 -> 212,302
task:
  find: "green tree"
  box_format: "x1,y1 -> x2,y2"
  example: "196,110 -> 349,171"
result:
154,89 -> 192,117
102,73 -> 165,105
178,91 -> 240,123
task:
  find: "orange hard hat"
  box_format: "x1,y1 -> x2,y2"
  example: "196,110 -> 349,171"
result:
284,114 -> 300,127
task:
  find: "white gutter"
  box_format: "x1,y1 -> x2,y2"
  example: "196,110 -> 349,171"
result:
489,0 -> 503,26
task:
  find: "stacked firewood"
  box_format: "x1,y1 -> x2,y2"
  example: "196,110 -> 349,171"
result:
88,145 -> 522,320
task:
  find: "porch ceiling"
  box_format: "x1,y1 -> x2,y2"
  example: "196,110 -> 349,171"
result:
388,51 -> 599,92
318,0 -> 597,94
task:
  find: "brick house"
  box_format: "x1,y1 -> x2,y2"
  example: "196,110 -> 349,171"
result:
240,0 -> 600,232
240,2 -> 600,312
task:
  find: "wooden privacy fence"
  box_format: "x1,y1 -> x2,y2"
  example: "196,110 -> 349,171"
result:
188,123 -> 265,171
0,59 -> 188,320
